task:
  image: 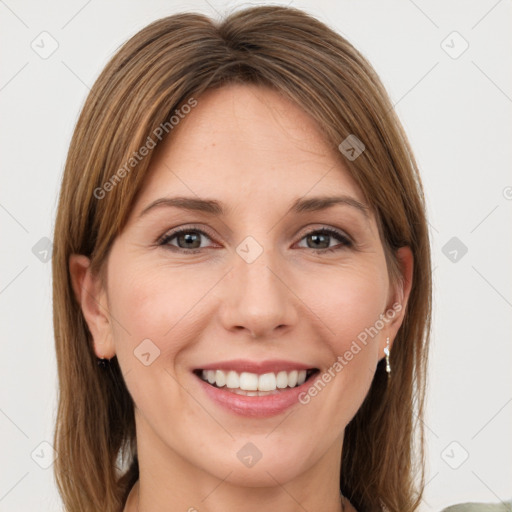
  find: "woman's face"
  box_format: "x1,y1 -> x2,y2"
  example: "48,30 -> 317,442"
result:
81,83 -> 410,488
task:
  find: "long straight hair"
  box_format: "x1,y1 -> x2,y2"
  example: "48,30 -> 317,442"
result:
52,6 -> 432,511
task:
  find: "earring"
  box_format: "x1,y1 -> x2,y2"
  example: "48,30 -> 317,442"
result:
383,337 -> 391,375
96,357 -> 110,368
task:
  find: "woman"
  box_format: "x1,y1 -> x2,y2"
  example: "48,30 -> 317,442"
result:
52,5 -> 432,511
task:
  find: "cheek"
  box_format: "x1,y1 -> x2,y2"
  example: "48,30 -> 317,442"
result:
108,253 -> 389,373
302,264 -> 388,415
307,262 -> 388,351
107,261 -> 217,362
106,263 -> 211,421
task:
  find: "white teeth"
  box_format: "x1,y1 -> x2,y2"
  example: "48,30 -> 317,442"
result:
276,371 -> 288,389
225,370 -> 239,389
230,388 -> 279,396
200,368 -> 313,391
258,372 -> 276,391
215,370 -> 226,387
239,372 -> 259,390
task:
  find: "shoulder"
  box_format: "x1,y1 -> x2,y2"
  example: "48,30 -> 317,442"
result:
440,501 -> 512,512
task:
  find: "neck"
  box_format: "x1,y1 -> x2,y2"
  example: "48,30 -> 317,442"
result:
123,424 -> 350,512
125,482 -> 353,512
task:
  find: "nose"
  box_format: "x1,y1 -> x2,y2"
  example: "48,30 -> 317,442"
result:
219,244 -> 299,340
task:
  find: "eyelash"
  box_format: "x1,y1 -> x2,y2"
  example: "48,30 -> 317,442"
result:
156,224 -> 353,254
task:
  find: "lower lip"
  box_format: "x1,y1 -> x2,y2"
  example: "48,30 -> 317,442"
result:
194,372 -> 320,417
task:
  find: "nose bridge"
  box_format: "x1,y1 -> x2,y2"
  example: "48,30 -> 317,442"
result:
222,237 -> 297,337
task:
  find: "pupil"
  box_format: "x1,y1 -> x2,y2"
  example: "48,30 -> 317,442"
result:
180,232 -> 200,249
310,234 -> 328,249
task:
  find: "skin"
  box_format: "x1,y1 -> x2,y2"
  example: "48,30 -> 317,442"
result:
70,83 -> 413,512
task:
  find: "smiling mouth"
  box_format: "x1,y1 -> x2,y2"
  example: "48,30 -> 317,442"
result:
193,368 -> 320,396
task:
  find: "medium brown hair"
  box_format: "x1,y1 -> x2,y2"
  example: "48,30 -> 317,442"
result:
52,5 -> 432,511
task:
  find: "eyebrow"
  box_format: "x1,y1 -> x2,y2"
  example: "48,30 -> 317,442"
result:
138,194 -> 370,219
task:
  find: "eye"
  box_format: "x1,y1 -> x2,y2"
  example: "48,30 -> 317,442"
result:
157,225 -> 353,254
296,227 -> 353,253
157,225 -> 217,253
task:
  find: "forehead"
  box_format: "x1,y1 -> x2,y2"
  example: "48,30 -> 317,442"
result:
132,83 -> 366,216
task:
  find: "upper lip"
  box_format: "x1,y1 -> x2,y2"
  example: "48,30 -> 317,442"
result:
195,359 -> 317,374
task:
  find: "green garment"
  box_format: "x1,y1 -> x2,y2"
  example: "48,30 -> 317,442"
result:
440,501 -> 512,511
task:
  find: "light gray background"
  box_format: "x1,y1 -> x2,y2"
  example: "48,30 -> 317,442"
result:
1,1 -> 511,510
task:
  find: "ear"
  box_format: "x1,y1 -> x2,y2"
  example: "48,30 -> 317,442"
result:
69,254 -> 115,359
379,246 -> 414,355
